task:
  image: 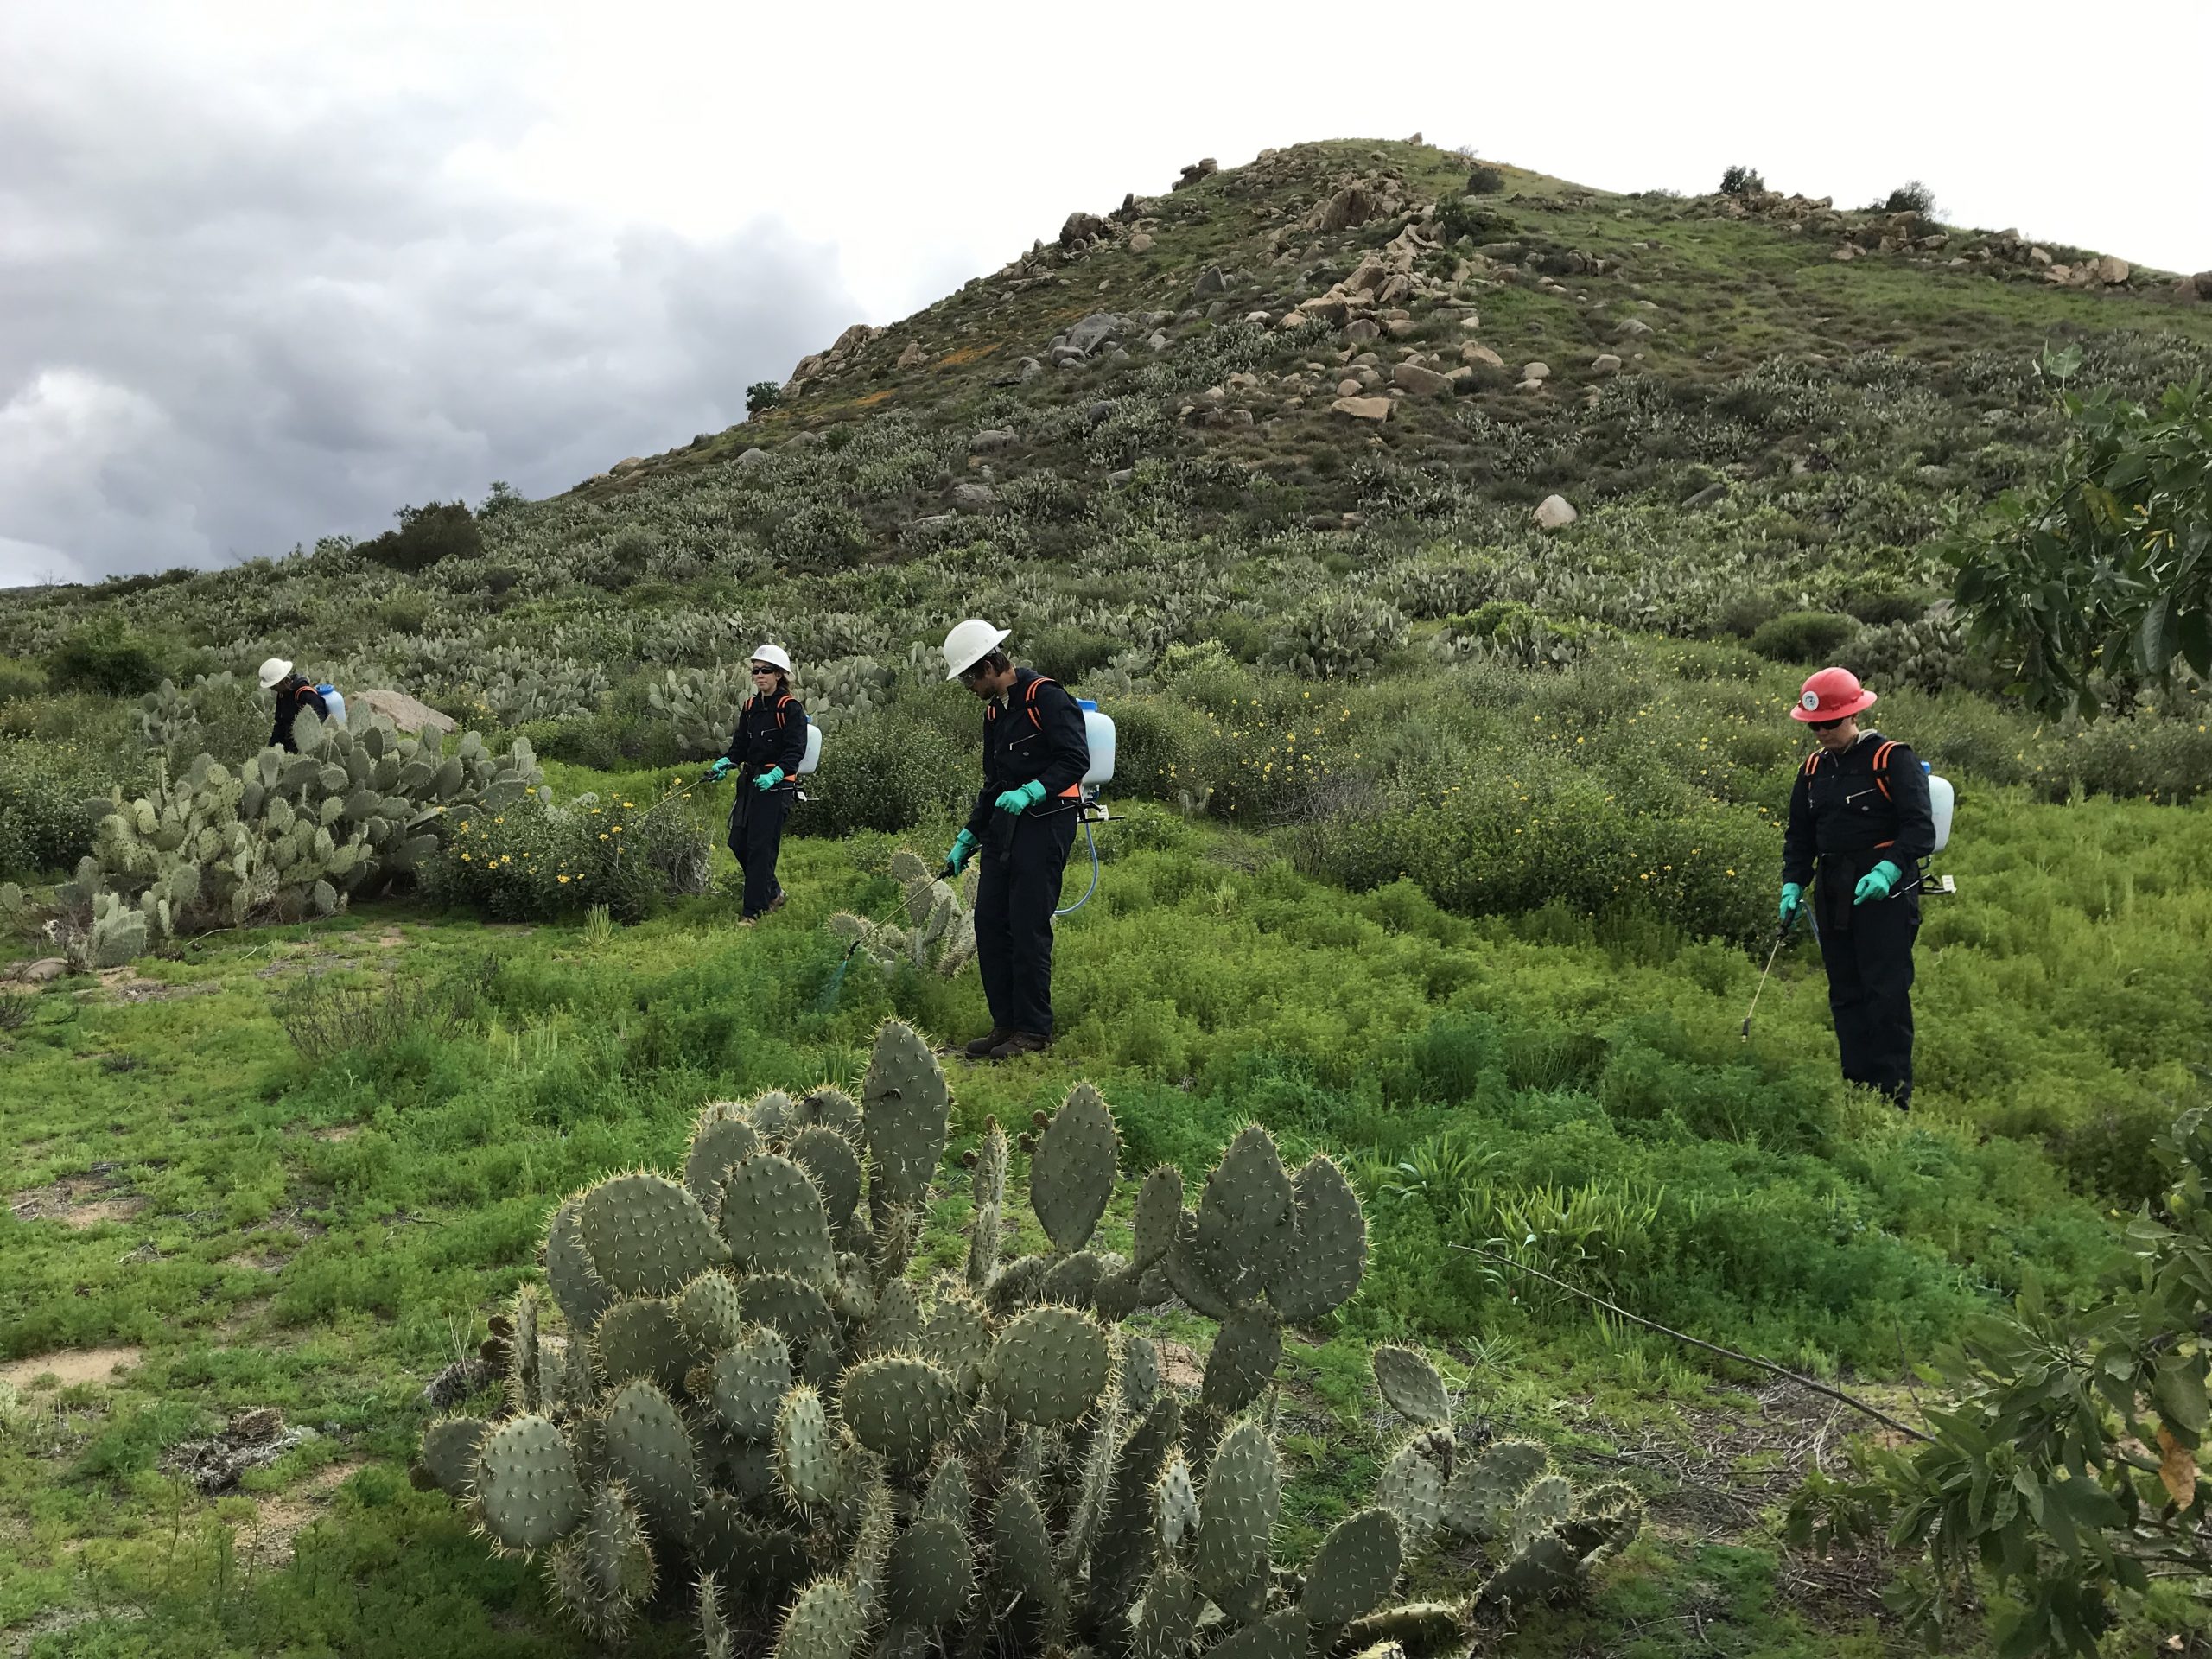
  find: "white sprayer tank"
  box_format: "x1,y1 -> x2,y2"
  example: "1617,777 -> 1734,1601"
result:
796,721 -> 822,776
1077,700 -> 1115,787
1923,760 -> 1953,854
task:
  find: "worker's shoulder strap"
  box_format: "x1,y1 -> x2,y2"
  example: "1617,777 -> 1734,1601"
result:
1020,671 -> 1061,728
1800,749 -> 1823,777
296,684 -> 320,702
1871,738 -> 1902,798
774,693 -> 793,725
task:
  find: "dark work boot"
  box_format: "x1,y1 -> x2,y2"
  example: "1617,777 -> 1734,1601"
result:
987,1031 -> 1053,1061
963,1027 -> 1013,1059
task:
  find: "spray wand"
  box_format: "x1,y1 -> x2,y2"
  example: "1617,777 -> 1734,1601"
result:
1741,909 -> 1801,1040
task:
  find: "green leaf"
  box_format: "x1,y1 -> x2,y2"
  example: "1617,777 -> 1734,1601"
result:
2152,1362 -> 2209,1436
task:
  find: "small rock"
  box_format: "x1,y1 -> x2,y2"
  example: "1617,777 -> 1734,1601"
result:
1458,315 -> 1484,331
1336,378 -> 1363,397
1384,319 -> 1417,340
2094,255 -> 2131,285
896,341 -> 928,370
1445,366 -> 1474,385
1105,469 -> 1134,486
1331,396 -> 1393,422
1017,358 -> 1044,383
1278,310 -> 1308,330
950,483 -> 996,510
1068,314 -> 1126,354
1534,495 -> 1579,531
1393,362 -> 1452,397
1129,232 -> 1155,255
1192,266 -> 1228,298
1344,319 -> 1381,342
1614,319 -> 1653,338
1459,343 -> 1505,370
1147,331 -> 1170,352
1590,353 -> 1623,373
1058,211 -> 1108,249
734,446 -> 771,467
611,456 -> 645,474
1682,482 -> 1730,510
1244,311 -> 1273,327
1521,362 -> 1552,381
18,957 -> 68,986
969,428 -> 1019,454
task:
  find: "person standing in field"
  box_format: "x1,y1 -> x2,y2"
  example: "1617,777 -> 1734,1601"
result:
709,645 -> 808,925
258,658 -> 330,753
1779,667 -> 1936,1109
938,619 -> 1089,1062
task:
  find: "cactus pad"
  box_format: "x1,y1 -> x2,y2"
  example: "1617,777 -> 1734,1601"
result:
603,1380 -> 700,1543
921,1453 -> 974,1527
887,1511 -> 976,1627
795,1084 -> 864,1141
421,1415 -> 487,1497
1370,1345 -> 1451,1427
789,1124 -> 863,1231
684,1108 -> 760,1216
841,1353 -> 962,1467
1375,1440 -> 1446,1549
1204,1306 -> 1285,1414
1341,1602 -> 1467,1653
774,1385 -> 845,1509
919,1290 -> 994,1394
870,1279 -> 924,1353
1301,1507 -> 1404,1625
1130,1565 -> 1199,1659
861,1020 -> 950,1205
1509,1471 -> 1573,1548
1440,1439 -> 1547,1542
1192,1126 -> 1299,1303
741,1271 -> 839,1359
1210,1607 -> 1311,1659
1194,1418 -> 1281,1603
1130,1165 -> 1184,1271
594,1295 -> 698,1395
473,1414 -> 584,1552
700,1326 -> 794,1440
1154,1451 -> 1199,1550
1478,1530 -> 1578,1610
1041,1248 -> 1106,1308
1271,1154 -> 1368,1324
989,1481 -> 1059,1610
673,1271 -> 748,1353
544,1197 -> 613,1335
772,1577 -> 865,1659
1030,1081 -> 1118,1251
580,1172 -> 726,1298
718,1154 -> 835,1281
985,1305 -> 1111,1427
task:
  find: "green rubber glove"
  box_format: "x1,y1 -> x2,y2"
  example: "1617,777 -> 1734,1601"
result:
944,829 -> 978,877
1778,881 -> 1802,925
709,757 -> 733,780
995,779 -> 1047,815
1853,861 -> 1902,906
754,766 -> 784,792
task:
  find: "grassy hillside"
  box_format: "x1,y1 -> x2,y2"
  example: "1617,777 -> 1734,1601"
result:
4,139 -> 2212,1657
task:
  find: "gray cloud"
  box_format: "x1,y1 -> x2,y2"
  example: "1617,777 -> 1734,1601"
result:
0,48 -> 858,587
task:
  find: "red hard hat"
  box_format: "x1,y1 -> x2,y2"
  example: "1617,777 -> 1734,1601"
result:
1791,666 -> 1877,722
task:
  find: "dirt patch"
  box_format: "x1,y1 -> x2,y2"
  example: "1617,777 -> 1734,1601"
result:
239,1458 -> 367,1567
1156,1339 -> 1205,1393
377,929 -> 406,950
223,1249 -> 289,1273
1,1344 -> 144,1392
79,966 -> 214,1004
10,1173 -> 145,1230
308,1124 -> 360,1143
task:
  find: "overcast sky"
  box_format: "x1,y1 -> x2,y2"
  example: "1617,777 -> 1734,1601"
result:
3,2 -> 2207,588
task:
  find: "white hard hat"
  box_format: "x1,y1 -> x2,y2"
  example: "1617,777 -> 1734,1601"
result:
750,643 -> 792,673
257,657 -> 293,690
941,619 -> 1011,681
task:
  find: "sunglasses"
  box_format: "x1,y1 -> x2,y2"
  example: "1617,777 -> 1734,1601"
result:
749,664 -> 779,675
1808,717 -> 1845,732
957,664 -> 993,683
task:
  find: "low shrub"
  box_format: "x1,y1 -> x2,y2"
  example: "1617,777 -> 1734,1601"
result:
1022,624 -> 1120,686
0,736 -> 146,880
1719,164 -> 1766,196
799,707 -> 969,837
356,501 -> 481,573
44,618 -> 166,696
1749,609 -> 1860,663
0,656 -> 46,704
1465,163 -> 1506,196
1876,180 -> 1937,216
418,792 -> 709,922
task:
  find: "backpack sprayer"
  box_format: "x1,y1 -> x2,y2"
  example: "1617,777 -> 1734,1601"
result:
1742,758 -> 1955,1039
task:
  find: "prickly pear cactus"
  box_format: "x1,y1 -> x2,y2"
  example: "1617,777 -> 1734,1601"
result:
415,1018 -> 1402,1652
71,715 -> 542,961
1368,1344 -> 1644,1629
827,849 -> 977,979
648,665 -> 753,760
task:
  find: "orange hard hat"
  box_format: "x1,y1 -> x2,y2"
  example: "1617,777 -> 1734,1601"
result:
1791,666 -> 1878,722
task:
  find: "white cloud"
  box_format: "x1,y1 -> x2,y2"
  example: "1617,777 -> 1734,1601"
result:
1,0 -> 2206,586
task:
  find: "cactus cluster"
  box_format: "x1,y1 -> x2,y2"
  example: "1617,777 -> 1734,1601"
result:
68,713 -> 541,960
827,850 -> 977,978
413,1018 -> 1459,1654
133,672 -> 250,752
649,665 -> 755,760
1852,615 -> 1966,696
1267,595 -> 1408,682
798,655 -> 895,732
1367,1344 -> 1643,1618
474,650 -> 612,728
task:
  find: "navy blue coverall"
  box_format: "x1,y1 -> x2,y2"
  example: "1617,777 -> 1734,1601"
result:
1783,731 -> 1936,1108
722,689 -> 809,919
270,677 -> 331,753
966,669 -> 1090,1038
